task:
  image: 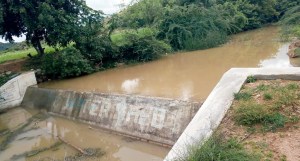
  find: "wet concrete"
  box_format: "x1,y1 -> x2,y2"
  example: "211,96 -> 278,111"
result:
0,108 -> 170,161
39,26 -> 298,102
22,87 -> 200,145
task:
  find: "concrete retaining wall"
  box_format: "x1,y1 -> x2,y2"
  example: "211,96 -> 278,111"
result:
22,87 -> 201,145
164,67 -> 300,161
0,72 -> 37,110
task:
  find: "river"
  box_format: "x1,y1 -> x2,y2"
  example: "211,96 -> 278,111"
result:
39,26 -> 299,102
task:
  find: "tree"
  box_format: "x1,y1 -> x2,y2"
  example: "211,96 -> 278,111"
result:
0,0 -> 103,56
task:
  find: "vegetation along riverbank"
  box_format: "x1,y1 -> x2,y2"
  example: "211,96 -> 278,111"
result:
0,0 -> 300,81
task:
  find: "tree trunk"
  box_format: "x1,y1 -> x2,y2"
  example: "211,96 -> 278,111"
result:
32,39 -> 45,57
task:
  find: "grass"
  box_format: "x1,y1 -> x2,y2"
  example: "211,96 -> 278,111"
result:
177,134 -> 260,161
263,93 -> 273,100
234,92 -> 252,101
246,76 -> 257,83
0,46 -> 55,64
232,81 -> 300,132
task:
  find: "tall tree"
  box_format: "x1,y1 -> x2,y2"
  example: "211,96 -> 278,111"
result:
0,0 -> 103,56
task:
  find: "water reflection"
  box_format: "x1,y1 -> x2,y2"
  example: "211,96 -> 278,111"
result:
259,44 -> 292,68
121,79 -> 140,94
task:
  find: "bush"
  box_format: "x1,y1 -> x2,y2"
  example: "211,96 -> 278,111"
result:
156,4 -> 235,51
41,47 -> 93,79
116,28 -> 171,63
281,5 -> 300,38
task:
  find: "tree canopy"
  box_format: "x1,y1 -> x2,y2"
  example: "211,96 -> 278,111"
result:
0,0 -> 103,56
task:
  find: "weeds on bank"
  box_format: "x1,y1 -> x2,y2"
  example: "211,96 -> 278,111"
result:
246,76 -> 257,83
177,134 -> 260,161
233,81 -> 300,132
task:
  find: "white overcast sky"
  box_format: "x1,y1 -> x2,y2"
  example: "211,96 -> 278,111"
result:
0,0 -> 131,43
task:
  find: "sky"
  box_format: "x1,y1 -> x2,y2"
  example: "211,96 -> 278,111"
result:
0,0 -> 131,43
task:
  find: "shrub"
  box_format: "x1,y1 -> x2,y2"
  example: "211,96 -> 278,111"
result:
156,4 -> 235,51
41,47 -> 93,79
117,28 -> 171,63
183,30 -> 228,51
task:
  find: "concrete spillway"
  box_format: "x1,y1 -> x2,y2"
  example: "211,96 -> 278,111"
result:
21,86 -> 201,146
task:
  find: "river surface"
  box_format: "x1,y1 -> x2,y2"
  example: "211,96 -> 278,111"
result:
0,108 -> 169,161
40,26 -> 299,102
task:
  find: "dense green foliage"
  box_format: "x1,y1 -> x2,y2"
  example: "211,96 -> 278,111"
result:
178,134 -> 259,161
113,28 -> 171,63
280,3 -> 300,39
112,0 -> 300,51
41,47 -> 93,79
0,0 -> 104,56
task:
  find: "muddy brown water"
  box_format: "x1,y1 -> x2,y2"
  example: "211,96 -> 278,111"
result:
0,108 -> 169,161
39,26 -> 299,102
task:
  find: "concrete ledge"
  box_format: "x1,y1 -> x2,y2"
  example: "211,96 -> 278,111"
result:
0,72 -> 37,110
164,67 -> 300,161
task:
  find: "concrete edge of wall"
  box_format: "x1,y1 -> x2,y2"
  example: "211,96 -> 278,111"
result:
164,67 -> 300,161
0,71 -> 37,110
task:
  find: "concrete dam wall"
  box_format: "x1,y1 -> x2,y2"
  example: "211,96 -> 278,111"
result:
22,87 -> 201,145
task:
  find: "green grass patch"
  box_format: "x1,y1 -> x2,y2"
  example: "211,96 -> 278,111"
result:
246,76 -> 257,83
233,81 -> 300,132
177,134 -> 260,161
263,93 -> 273,100
0,46 -> 55,64
234,92 -> 252,101
256,84 -> 270,92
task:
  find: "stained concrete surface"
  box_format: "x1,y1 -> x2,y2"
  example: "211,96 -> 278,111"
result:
22,87 -> 201,145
